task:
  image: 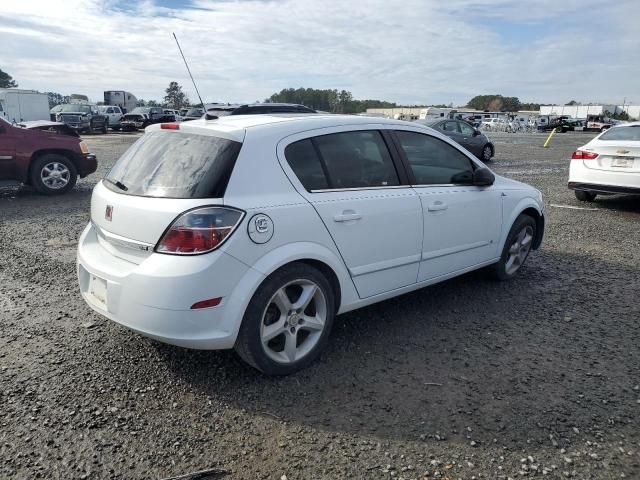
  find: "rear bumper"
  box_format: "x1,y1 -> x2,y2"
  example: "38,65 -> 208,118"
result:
568,182 -> 640,195
568,161 -> 640,194
77,223 -> 262,350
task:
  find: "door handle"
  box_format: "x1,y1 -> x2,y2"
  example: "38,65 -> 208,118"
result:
333,210 -> 362,222
427,201 -> 448,212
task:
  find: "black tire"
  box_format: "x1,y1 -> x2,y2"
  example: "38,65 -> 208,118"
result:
30,154 -> 77,195
102,119 -> 108,134
490,214 -> 536,281
481,144 -> 493,162
575,190 -> 597,202
235,263 -> 336,375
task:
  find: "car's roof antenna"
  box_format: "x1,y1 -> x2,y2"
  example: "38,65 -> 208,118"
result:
172,33 -> 206,112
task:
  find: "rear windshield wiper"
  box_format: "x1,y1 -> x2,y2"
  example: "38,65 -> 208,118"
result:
104,178 -> 128,191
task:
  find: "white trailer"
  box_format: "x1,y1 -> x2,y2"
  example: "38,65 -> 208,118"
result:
104,91 -> 138,114
0,89 -> 50,122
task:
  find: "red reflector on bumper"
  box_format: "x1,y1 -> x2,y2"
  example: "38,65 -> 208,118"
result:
161,123 -> 180,130
191,297 -> 222,309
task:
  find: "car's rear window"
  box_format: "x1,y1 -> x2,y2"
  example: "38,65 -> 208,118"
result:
104,131 -> 242,198
599,126 -> 640,141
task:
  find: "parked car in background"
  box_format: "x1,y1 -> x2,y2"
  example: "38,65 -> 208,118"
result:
163,109 -> 183,122
230,103 -> 316,115
98,105 -> 124,130
480,118 -> 508,130
0,116 -> 97,194
54,104 -> 108,134
421,119 -> 494,162
181,107 -> 204,122
77,114 -> 543,375
569,122 -> 640,201
119,107 -> 175,131
185,103 -> 318,121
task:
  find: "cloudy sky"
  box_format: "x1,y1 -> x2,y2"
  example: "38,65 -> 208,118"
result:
0,0 -> 638,106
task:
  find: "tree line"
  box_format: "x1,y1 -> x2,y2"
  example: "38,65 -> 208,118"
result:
267,88 -> 397,113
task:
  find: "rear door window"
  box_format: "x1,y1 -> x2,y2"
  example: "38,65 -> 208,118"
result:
395,130 -> 474,185
284,139 -> 329,191
285,130 -> 400,191
105,131 -> 242,198
313,130 -> 399,189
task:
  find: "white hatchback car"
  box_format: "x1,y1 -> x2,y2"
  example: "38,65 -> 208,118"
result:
77,115 -> 545,375
569,122 -> 640,201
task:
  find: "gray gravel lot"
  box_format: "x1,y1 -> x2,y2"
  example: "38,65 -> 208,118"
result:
1,130 -> 639,479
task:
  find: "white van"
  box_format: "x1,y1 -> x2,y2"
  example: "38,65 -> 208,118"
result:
0,89 -> 50,122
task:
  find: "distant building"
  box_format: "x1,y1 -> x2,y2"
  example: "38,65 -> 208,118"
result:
540,104 -> 639,120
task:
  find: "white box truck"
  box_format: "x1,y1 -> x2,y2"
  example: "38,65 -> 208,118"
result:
0,89 -> 50,122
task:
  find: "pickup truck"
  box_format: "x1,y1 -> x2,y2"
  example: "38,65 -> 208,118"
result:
120,107 -> 176,131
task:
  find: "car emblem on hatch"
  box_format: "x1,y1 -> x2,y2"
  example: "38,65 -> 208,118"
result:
105,205 -> 113,221
617,149 -> 630,154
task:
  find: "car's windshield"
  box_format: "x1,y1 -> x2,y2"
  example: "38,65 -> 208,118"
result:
599,126 -> 640,141
59,104 -> 91,113
105,131 -> 242,198
130,107 -> 150,114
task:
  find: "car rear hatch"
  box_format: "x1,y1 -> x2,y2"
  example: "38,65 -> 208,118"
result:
583,143 -> 640,173
91,123 -> 244,263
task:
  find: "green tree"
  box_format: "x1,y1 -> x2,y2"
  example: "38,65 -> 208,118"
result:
267,87 -> 397,113
147,100 -> 160,107
163,81 -> 189,109
45,92 -> 70,109
0,68 -> 18,88
566,100 -> 581,106
467,95 -> 521,112
136,99 -> 147,107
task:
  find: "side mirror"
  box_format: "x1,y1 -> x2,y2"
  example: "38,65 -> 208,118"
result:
473,128 -> 481,136
473,167 -> 495,186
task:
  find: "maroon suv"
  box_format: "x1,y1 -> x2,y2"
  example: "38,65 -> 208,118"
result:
0,117 -> 97,194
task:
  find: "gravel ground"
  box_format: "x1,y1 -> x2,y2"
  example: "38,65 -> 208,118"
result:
1,130 -> 639,480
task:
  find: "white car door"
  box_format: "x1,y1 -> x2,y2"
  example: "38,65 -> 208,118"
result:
392,129 -> 502,282
279,127 -> 423,298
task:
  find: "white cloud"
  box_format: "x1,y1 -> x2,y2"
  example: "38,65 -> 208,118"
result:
0,0 -> 638,106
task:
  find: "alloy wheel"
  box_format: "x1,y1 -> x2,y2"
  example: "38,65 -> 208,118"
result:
41,162 -> 71,190
505,225 -> 534,275
483,146 -> 492,161
260,279 -> 327,364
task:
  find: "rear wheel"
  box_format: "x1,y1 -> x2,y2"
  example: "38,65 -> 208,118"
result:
102,119 -> 108,134
30,154 -> 77,195
575,190 -> 597,202
235,264 -> 335,375
490,214 -> 536,281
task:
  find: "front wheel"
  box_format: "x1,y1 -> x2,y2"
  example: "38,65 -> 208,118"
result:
575,190 -> 597,202
490,214 -> 536,281
481,144 -> 493,162
30,154 -> 77,195
235,264 -> 336,375
102,119 -> 108,134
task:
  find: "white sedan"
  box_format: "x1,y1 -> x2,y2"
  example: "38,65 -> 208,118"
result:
569,122 -> 640,201
77,114 -> 544,375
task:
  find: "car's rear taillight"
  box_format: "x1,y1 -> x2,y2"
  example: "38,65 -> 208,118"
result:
571,150 -> 599,160
156,207 -> 244,255
161,123 -> 179,130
